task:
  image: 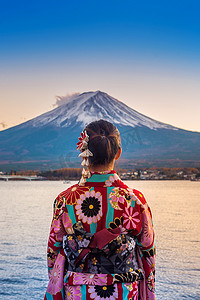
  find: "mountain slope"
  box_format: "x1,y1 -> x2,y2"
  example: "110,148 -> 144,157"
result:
0,91 -> 200,171
17,91 -> 177,130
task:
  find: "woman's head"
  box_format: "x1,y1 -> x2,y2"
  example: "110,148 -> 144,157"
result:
84,119 -> 121,168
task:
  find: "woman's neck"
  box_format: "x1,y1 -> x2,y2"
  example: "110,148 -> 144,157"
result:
89,162 -> 114,172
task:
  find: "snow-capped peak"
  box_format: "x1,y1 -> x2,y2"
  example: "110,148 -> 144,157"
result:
25,91 -> 177,130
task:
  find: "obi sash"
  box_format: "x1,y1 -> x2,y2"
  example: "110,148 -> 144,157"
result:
63,222 -> 143,279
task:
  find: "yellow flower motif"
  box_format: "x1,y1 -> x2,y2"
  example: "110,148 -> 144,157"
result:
116,248 -> 122,254
129,267 -> 133,272
92,257 -> 98,265
77,235 -> 83,241
79,264 -> 84,269
68,236 -> 73,240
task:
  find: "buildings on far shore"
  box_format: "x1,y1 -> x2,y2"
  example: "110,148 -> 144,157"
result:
119,168 -> 200,181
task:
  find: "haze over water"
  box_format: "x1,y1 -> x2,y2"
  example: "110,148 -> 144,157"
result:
0,180 -> 199,299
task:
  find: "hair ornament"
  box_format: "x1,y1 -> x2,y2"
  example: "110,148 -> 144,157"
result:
77,130 -> 89,150
77,130 -> 93,186
79,149 -> 93,158
81,159 -> 89,167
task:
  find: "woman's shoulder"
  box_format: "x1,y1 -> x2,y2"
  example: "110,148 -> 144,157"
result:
132,188 -> 147,205
56,183 -> 90,206
53,183 -> 88,219
116,179 -> 147,205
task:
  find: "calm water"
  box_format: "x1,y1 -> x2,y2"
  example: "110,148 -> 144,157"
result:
0,180 -> 199,299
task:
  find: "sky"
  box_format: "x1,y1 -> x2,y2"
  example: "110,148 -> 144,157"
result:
1,0 -> 200,132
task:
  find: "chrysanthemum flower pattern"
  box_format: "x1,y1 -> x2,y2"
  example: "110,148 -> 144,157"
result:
73,273 -> 107,285
140,210 -> 154,247
47,254 -> 65,295
64,285 -> 81,300
52,213 -> 73,241
62,185 -> 90,205
75,190 -> 102,224
88,284 -> 118,300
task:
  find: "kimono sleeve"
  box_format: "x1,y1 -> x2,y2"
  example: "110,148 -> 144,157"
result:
134,191 -> 156,299
47,194 -> 73,278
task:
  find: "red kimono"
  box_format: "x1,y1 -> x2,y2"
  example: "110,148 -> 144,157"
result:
44,170 -> 156,300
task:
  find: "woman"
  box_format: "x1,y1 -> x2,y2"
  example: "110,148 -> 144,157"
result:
44,120 -> 156,300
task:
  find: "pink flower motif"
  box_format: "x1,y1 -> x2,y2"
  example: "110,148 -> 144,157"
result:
140,210 -> 154,247
47,254 -> 65,295
109,187 -> 132,210
122,206 -> 140,230
75,190 -> 102,224
62,212 -> 73,232
146,254 -> 156,273
64,285 -> 81,300
105,173 -> 120,186
73,273 -> 107,285
52,218 -> 66,242
51,212 -> 73,241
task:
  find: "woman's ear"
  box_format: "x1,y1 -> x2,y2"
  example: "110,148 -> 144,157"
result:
115,147 -> 122,160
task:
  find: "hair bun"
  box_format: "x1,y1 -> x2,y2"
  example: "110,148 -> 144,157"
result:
85,119 -> 121,166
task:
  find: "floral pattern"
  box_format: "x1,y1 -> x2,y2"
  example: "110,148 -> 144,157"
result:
64,285 -> 81,300
52,213 -> 73,241
88,284 -> 118,300
75,190 -> 102,224
109,187 -> 132,210
105,173 -> 120,186
122,206 -> 140,230
140,210 -> 154,247
73,273 -> 107,285
47,254 -> 65,295
124,281 -> 138,300
53,195 -> 66,220
61,185 -> 90,205
147,271 -> 155,293
131,283 -> 139,300
109,216 -> 123,229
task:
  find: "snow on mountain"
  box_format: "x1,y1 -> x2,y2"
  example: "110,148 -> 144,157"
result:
24,91 -> 178,130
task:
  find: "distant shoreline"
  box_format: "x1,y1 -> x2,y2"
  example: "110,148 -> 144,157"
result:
0,166 -> 200,182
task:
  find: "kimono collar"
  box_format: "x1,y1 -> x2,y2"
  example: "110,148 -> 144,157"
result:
85,170 -> 119,184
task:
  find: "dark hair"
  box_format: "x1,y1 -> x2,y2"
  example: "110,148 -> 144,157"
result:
85,119 -> 121,166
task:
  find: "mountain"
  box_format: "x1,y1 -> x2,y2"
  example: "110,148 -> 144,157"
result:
0,90 -> 200,171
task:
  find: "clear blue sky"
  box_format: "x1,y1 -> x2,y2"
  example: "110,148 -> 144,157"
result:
1,0 -> 200,131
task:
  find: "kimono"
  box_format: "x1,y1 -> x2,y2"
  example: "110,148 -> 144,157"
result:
44,170 -> 156,300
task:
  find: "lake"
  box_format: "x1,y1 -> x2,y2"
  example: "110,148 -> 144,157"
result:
0,180 -> 199,299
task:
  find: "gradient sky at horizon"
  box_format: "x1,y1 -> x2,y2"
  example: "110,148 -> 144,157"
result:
1,0 -> 200,132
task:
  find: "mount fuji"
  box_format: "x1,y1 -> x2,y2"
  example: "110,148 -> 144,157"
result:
0,91 -> 200,171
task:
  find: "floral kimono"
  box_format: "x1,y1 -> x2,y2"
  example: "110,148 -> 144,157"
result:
44,170 -> 156,300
